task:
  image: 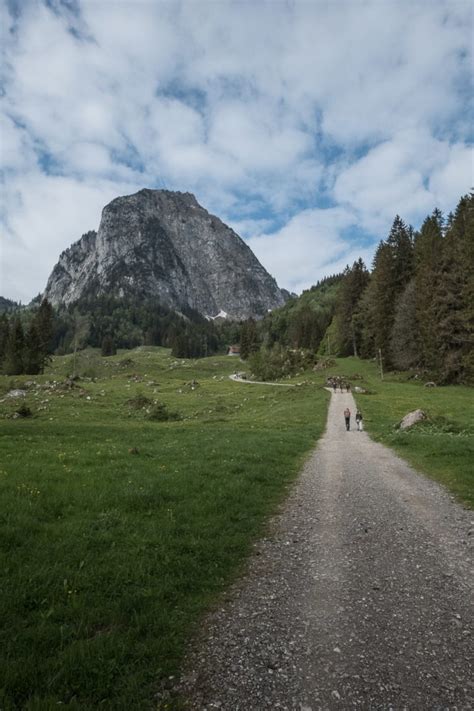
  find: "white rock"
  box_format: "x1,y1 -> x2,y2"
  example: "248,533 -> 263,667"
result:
399,409 -> 427,429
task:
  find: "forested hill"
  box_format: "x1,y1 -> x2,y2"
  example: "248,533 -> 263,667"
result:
248,192 -> 473,385
258,274 -> 342,350
328,193 -> 474,384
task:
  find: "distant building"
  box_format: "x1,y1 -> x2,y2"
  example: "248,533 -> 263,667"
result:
227,344 -> 241,356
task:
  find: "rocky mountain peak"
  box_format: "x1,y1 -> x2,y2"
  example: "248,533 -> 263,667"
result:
44,189 -> 286,319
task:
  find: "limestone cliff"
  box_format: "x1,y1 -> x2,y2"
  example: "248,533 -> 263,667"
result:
44,189 -> 286,319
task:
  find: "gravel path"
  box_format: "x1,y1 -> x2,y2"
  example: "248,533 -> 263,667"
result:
176,391 -> 473,710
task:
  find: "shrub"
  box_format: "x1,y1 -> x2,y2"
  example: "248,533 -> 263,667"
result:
15,404 -> 33,418
146,403 -> 181,421
127,394 -> 153,410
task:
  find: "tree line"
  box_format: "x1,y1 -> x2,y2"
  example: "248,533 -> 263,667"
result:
0,295 -> 229,374
329,193 -> 473,383
240,193 -> 473,384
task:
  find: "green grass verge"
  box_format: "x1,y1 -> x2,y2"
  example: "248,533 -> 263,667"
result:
0,348 -> 328,709
315,357 -> 473,508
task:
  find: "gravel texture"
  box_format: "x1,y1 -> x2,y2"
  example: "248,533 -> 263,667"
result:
175,391 -> 473,710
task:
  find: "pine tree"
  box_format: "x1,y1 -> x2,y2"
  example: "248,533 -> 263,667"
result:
361,217 -> 414,366
24,320 -> 43,374
368,241 -> 394,363
387,215 -> 414,293
434,194 -> 474,382
390,279 -> 420,370
101,335 -> 117,357
3,317 -> 25,375
333,259 -> 370,356
0,314 -> 9,365
240,319 -> 258,359
414,211 -> 444,371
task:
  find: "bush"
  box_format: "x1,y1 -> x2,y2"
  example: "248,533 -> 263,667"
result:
15,404 -> 33,418
249,345 -> 318,381
146,403 -> 181,421
127,393 -> 153,410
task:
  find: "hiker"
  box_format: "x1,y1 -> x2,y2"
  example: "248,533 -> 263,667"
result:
346,383 -> 351,393
355,409 -> 363,431
344,407 -> 351,431
340,381 -> 345,393
332,380 -> 337,393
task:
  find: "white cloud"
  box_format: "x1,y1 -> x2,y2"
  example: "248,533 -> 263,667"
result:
247,207 -> 375,294
334,130 -> 472,232
0,0 -> 472,301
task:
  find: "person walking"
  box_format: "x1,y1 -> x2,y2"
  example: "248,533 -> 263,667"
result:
332,380 -> 337,394
355,409 -> 363,431
344,407 -> 351,431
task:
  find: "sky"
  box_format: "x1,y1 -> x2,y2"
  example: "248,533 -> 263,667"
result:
0,0 -> 472,303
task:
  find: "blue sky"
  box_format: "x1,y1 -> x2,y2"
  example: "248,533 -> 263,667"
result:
1,0 -> 472,302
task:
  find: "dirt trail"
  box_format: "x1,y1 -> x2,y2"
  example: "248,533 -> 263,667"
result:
176,391 -> 473,710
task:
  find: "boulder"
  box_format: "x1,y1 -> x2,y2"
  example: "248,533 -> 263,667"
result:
353,386 -> 367,393
399,409 -> 427,430
7,389 -> 27,398
424,381 -> 437,387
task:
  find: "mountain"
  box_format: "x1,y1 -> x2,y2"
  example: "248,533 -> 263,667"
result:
44,189 -> 286,319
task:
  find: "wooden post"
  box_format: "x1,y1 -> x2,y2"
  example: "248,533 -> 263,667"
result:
378,348 -> 384,380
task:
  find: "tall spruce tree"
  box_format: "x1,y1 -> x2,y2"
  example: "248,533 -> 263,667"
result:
333,259 -> 370,356
434,194 -> 474,382
3,317 -> 25,375
414,210 -> 444,371
0,314 -> 9,365
390,279 -> 420,370
34,298 -> 54,372
362,217 -> 414,366
24,320 -> 43,374
240,319 -> 258,359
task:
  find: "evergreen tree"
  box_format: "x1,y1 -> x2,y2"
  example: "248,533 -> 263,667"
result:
390,279 -> 420,370
101,335 -> 117,357
367,241 -> 394,362
386,216 -> 414,292
333,259 -> 370,356
361,217 -> 414,366
24,320 -> 43,374
0,314 -> 9,365
3,317 -> 25,375
434,194 -> 474,382
414,211 -> 444,371
240,319 -> 258,359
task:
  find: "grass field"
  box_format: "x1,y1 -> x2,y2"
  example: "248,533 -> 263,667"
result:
0,348 -> 329,709
1,349 -> 472,708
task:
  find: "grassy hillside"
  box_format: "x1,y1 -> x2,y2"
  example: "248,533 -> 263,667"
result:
0,348 -> 329,709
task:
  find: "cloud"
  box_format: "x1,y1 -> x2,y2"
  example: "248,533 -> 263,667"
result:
333,129 -> 473,233
0,0 -> 472,302
247,207 -> 375,294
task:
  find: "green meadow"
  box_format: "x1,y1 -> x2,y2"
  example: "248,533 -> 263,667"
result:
0,349 -> 472,709
0,348 -> 328,709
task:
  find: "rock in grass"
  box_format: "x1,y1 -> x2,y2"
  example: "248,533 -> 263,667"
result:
399,409 -> 427,430
7,389 -> 27,398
